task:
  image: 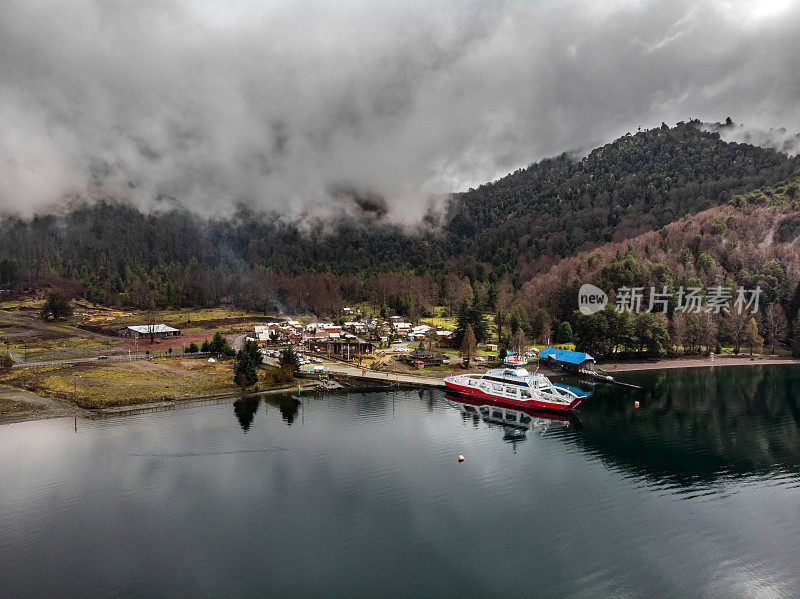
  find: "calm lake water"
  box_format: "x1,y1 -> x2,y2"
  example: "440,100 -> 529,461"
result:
2,365 -> 800,598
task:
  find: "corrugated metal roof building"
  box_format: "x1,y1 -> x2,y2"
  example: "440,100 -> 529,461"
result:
538,347 -> 595,373
117,324 -> 181,339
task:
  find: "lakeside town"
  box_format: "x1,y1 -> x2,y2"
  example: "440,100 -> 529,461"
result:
3,292 -> 798,424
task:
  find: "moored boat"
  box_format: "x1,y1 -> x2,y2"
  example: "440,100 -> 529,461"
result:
443,358 -> 589,411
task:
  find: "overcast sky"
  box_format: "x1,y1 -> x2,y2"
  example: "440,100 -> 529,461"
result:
1,0 -> 799,219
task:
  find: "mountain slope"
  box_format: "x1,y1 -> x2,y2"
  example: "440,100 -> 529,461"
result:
519,176 -> 800,323
445,120 -> 798,277
1,121 -> 798,316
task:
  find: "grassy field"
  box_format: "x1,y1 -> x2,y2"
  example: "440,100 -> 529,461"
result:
420,306 -> 457,330
0,296 -> 289,361
0,396 -> 43,416
0,357 -> 246,409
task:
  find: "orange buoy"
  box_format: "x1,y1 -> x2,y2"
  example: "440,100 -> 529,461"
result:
634,401 -> 640,408
458,454 -> 465,462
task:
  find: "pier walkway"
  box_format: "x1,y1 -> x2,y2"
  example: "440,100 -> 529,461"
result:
317,363 -> 445,389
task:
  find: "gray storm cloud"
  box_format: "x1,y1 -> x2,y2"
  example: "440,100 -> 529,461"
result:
1,0 -> 799,219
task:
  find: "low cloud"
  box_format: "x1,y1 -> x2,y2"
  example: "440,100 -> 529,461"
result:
1,0 -> 799,219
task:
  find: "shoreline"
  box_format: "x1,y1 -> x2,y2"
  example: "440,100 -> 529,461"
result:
3,355 -> 798,425
598,355 -> 800,373
0,381 -> 320,426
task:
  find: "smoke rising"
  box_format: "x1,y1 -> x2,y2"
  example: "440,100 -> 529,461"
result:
1,0 -> 799,219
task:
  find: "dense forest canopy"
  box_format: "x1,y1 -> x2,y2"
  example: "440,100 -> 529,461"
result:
446,120 -> 797,277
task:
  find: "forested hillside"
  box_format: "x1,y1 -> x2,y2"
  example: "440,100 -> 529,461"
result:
446,120 -> 798,277
519,176 -> 800,357
1,121 -> 798,341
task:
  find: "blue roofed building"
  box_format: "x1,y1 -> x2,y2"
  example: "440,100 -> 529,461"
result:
538,347 -> 596,374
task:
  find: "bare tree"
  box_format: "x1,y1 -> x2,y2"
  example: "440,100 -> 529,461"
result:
764,303 -> 788,355
460,324 -> 477,367
510,329 -> 527,356
145,302 -> 158,344
698,311 -> 718,354
725,310 -> 748,354
669,312 -> 687,354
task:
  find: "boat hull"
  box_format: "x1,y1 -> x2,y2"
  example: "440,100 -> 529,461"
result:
443,379 -> 582,412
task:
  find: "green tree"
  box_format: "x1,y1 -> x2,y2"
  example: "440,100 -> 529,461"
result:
234,340 -> 262,388
494,310 -> 508,346
711,217 -> 727,235
634,312 -> 669,357
209,331 -> 227,354
510,304 -> 529,337
745,317 -> 763,355
278,346 -> 299,380
234,366 -> 252,391
573,310 -> 610,358
0,352 -> 14,371
186,342 -> 199,353
556,321 -> 573,344
454,299 -> 470,344
468,290 -> 489,343
40,290 -> 73,320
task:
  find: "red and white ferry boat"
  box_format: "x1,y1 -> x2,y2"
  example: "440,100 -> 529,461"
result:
443,357 -> 587,412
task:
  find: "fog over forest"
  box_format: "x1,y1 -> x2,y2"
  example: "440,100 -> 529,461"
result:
1,0 -> 799,219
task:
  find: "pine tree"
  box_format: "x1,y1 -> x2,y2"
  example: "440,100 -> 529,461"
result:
39,290 -> 73,320
494,310 -> 508,346
468,290 -> 489,343
454,299 -> 470,344
556,321 -> 573,344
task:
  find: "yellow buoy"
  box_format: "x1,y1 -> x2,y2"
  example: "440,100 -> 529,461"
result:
458,454 -> 465,462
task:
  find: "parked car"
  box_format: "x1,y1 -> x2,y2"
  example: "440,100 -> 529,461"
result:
97,355 -> 109,360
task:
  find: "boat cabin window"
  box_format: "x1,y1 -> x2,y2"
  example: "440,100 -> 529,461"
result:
492,410 -> 503,419
492,384 -> 503,392
506,413 -> 517,422
468,379 -> 476,386
521,390 -> 532,399
506,387 -> 517,395
482,376 -> 529,387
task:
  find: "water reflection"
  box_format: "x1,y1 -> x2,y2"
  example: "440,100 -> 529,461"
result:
571,365 -> 800,487
3,368 -> 800,598
233,396 -> 260,432
445,392 -> 581,450
276,396 -> 301,425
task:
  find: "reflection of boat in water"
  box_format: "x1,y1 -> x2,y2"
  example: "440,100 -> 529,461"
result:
444,357 -> 590,412
445,392 -> 582,441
